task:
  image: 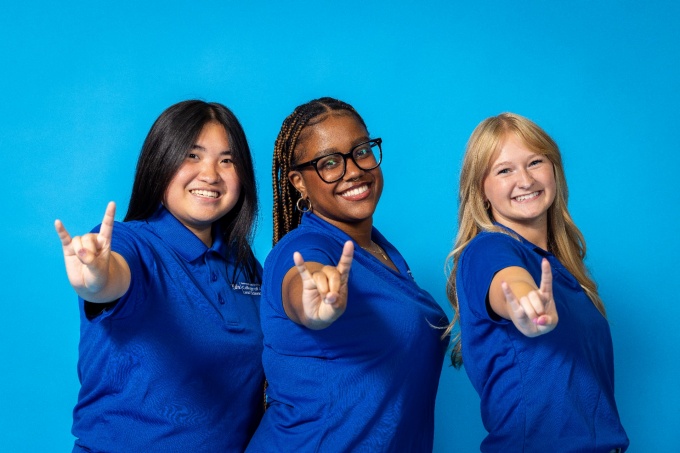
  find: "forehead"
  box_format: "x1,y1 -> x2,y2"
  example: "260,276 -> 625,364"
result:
296,113 -> 368,159
195,121 -> 230,147
489,133 -> 538,164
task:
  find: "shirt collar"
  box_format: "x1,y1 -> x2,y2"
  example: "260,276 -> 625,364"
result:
492,222 -> 551,256
147,205 -> 229,262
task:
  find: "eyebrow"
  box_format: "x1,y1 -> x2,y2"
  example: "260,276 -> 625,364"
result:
309,136 -> 371,159
190,145 -> 233,154
490,154 -> 542,170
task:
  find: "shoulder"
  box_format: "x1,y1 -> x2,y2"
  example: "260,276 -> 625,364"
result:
457,231 -> 532,287
461,230 -> 525,263
108,220 -> 153,253
266,226 -> 341,268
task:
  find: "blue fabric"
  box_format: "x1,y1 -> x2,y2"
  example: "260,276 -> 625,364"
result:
457,228 -> 629,453
72,206 -> 264,453
247,213 -> 449,453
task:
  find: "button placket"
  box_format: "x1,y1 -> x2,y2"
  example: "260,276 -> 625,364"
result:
206,251 -> 241,328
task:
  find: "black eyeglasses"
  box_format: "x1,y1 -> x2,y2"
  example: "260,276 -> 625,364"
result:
291,138 -> 383,183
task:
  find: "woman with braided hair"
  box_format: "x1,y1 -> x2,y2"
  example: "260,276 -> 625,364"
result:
246,97 -> 448,452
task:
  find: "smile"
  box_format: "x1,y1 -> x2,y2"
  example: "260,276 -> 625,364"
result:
513,191 -> 540,202
339,184 -> 369,198
190,189 -> 219,199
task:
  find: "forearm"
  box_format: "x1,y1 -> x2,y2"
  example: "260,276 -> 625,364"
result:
74,252 -> 131,303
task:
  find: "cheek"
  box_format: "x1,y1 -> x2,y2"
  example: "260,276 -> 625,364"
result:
482,178 -> 496,200
224,170 -> 242,196
163,171 -> 185,203
542,168 -> 557,193
373,168 -> 384,194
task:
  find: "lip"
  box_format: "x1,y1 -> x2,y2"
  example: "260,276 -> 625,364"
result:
337,182 -> 372,201
512,190 -> 541,202
189,188 -> 221,199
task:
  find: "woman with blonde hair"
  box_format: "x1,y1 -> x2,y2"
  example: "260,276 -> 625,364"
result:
446,113 -> 628,451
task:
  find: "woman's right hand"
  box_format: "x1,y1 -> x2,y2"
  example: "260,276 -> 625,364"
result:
500,259 -> 558,337
54,202 -> 130,302
286,241 -> 354,330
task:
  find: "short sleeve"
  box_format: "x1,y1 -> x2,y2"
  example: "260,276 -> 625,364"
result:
457,232 -> 531,320
262,230 -> 342,317
84,221 -> 146,321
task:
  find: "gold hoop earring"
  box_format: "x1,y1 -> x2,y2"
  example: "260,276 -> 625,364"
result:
296,197 -> 312,213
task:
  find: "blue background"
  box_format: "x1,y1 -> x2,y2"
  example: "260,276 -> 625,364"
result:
1,1 -> 677,450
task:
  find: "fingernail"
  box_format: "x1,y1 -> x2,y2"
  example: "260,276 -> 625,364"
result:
324,295 -> 336,304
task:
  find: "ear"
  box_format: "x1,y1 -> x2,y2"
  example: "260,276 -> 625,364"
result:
288,170 -> 307,198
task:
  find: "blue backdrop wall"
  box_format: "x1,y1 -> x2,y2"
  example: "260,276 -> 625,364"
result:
1,1 -> 677,450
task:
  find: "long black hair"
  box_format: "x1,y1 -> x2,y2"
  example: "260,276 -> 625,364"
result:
125,100 -> 260,282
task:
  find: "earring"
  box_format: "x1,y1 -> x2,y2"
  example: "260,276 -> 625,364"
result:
296,197 -> 312,213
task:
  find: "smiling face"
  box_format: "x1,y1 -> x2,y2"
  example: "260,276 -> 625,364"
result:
288,113 -> 383,233
164,121 -> 241,245
483,133 -> 556,235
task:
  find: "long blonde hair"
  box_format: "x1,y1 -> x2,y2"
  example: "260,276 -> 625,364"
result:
445,113 -> 606,368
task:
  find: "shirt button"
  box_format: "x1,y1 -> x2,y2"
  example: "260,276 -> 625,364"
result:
218,294 -> 225,305
211,272 -> 217,282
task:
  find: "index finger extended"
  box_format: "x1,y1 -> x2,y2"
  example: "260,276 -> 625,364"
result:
538,258 -> 553,297
335,241 -> 354,275
97,201 -> 116,243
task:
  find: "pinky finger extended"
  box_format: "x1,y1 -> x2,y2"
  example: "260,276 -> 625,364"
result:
55,220 -> 74,250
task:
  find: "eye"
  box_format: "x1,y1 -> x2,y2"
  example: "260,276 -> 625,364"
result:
529,158 -> 544,167
354,145 -> 373,160
187,152 -> 199,160
496,167 -> 511,175
221,157 -> 234,164
318,154 -> 342,170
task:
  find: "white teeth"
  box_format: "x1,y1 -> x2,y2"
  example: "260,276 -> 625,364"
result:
514,191 -> 539,202
341,185 -> 368,197
191,189 -> 219,198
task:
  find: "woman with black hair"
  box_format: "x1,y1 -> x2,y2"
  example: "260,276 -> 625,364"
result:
246,97 -> 448,452
55,100 -> 264,452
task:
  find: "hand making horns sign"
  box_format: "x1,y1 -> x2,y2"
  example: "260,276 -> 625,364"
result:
284,240 -> 354,330
54,201 -> 130,303
500,258 -> 558,337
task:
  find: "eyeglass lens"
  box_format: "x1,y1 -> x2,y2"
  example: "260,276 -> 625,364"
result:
316,141 -> 381,182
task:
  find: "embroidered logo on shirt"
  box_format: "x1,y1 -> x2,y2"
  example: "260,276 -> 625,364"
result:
231,282 -> 262,296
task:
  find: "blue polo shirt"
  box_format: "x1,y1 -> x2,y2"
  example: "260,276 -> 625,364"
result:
247,213 -> 449,452
72,206 -> 264,452
457,227 -> 628,452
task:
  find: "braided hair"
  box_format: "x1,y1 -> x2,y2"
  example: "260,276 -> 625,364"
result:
272,97 -> 367,245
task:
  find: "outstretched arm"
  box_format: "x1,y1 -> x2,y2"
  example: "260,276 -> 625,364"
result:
54,202 -> 131,303
488,259 -> 558,337
281,241 -> 354,330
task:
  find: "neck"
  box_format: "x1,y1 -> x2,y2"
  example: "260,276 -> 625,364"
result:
500,220 -> 548,251
314,213 -> 373,247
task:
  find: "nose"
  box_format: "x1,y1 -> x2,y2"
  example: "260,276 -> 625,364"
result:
517,168 -> 534,188
198,161 -> 220,183
343,155 -> 364,180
